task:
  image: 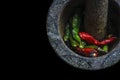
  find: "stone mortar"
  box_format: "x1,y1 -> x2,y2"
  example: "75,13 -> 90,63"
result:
47,0 -> 120,70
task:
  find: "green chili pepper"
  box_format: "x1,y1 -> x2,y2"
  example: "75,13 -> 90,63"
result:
85,45 -> 98,49
70,36 -> 79,47
72,14 -> 80,33
78,41 -> 86,48
69,31 -> 79,47
71,14 -> 84,48
103,45 -> 108,52
72,30 -> 81,43
63,23 -> 79,47
63,24 -> 70,42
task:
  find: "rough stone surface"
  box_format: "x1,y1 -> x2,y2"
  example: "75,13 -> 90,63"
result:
47,0 -> 120,70
84,0 -> 108,40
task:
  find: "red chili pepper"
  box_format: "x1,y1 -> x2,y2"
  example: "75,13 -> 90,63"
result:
76,47 -> 98,57
79,32 -> 116,46
100,37 -> 116,45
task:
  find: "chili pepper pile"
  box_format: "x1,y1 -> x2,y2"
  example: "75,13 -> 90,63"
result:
63,13 -> 116,57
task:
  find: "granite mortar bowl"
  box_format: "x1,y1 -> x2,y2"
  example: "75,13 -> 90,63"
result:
47,0 -> 120,70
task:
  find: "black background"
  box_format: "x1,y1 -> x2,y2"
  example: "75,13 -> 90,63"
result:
40,0 -> 120,77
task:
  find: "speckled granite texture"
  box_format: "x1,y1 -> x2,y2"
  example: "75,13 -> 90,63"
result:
47,0 -> 120,70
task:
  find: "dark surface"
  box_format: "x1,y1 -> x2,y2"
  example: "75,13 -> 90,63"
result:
41,0 -> 120,76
